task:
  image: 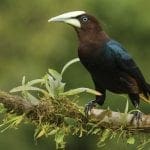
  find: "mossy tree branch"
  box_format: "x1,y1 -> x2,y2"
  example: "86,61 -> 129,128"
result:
0,59 -> 149,149
0,91 -> 150,131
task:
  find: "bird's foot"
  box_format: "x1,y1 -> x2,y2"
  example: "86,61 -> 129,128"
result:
131,110 -> 143,126
84,100 -> 96,118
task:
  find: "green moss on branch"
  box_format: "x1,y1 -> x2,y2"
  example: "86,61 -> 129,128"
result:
0,90 -> 150,149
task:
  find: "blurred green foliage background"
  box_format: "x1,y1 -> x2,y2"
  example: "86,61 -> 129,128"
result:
0,0 -> 150,149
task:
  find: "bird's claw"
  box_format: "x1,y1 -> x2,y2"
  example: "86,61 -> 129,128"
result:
84,100 -> 96,118
131,111 -> 143,125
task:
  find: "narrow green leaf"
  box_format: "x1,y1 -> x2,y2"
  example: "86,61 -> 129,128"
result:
26,92 -> 39,105
92,128 -> 101,135
27,79 -> 45,86
100,129 -> 111,142
61,58 -> 80,76
36,128 -> 45,139
22,76 -> 26,85
44,75 -> 55,98
127,137 -> 135,144
34,126 -> 47,139
10,85 -> 47,95
57,82 -> 65,93
59,88 -> 101,96
48,69 -> 62,81
45,73 -> 66,98
124,99 -> 129,114
55,130 -> 66,149
0,115 -> 24,132
48,129 -> 58,136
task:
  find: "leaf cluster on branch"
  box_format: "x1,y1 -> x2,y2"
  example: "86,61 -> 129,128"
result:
0,58 -> 150,149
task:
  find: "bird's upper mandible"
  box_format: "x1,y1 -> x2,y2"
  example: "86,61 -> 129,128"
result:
48,10 -> 102,31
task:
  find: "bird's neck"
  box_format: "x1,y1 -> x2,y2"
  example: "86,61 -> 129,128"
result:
76,29 -> 110,48
76,29 -> 110,59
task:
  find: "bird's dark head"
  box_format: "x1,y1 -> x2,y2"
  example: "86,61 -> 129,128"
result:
48,11 -> 103,39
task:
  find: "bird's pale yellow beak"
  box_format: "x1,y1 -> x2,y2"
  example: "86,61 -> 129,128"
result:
48,11 -> 86,28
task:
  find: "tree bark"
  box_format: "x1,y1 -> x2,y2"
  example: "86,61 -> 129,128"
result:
90,109 -> 150,131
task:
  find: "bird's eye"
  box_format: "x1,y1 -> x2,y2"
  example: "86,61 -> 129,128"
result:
82,16 -> 88,22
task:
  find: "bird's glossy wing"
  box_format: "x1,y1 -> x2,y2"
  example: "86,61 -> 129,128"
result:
107,40 -> 146,86
107,40 -> 150,99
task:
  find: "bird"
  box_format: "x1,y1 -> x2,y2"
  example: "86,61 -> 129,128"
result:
48,11 -> 150,119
